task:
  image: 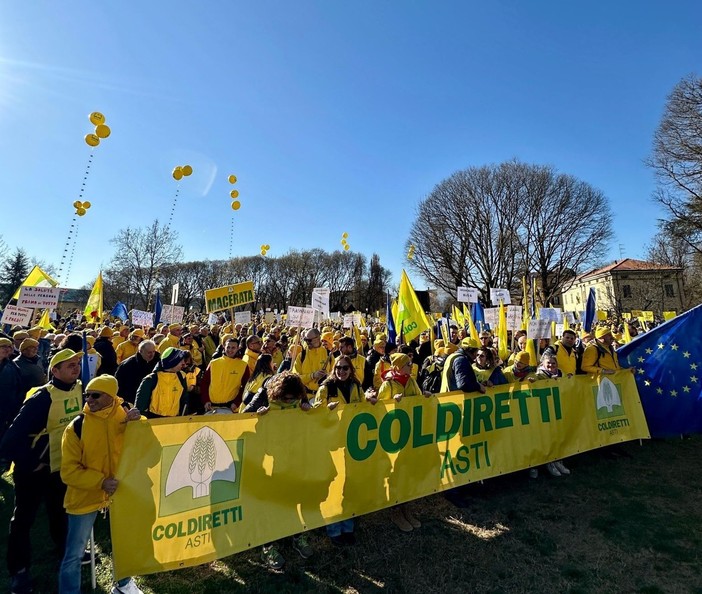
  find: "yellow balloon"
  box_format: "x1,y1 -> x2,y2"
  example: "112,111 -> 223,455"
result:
228,175 -> 237,184
73,200 -> 81,209
230,190 -> 239,199
173,168 -> 183,181
85,134 -> 100,147
265,244 -> 270,250
231,201 -> 241,210
341,239 -> 347,245
89,112 -> 105,126
344,244 -> 350,251
342,232 -> 349,239
260,250 -> 266,256
83,201 -> 91,209
77,207 -> 87,216
95,124 -> 111,139
182,165 -> 193,176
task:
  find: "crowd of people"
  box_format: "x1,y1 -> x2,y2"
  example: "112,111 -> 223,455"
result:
0,309 -> 638,591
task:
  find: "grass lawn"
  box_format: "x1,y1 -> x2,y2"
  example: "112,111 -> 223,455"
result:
1,437 -> 701,593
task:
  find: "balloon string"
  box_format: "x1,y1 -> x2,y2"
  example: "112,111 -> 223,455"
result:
65,222 -> 79,286
57,151 -> 94,284
229,216 -> 234,259
166,186 -> 180,230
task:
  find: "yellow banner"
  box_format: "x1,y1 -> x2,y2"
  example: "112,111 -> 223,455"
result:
111,372 -> 649,579
204,281 -> 255,313
662,311 -> 677,321
641,310 -> 655,322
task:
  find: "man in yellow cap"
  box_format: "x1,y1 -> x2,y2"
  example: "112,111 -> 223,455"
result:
157,323 -> 182,355
441,337 -> 485,394
116,329 -> 144,365
135,347 -> 188,418
112,326 -> 130,351
0,348 -> 84,594
581,326 -> 632,375
58,374 -> 142,594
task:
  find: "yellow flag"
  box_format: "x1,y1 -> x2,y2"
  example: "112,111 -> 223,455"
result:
11,265 -> 58,299
526,337 -> 538,367
497,300 -> 509,362
563,314 -> 570,331
453,305 -> 465,327
622,322 -> 632,344
37,309 -> 55,331
395,270 -> 431,342
84,272 -> 104,321
463,303 -> 479,342
662,311 -> 677,321
522,276 -> 529,330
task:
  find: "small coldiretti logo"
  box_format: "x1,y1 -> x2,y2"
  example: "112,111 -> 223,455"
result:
159,426 -> 242,517
64,397 -> 81,415
592,377 -> 626,420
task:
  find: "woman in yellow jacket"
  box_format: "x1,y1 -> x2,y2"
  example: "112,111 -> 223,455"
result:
58,374 -> 142,594
378,353 -> 431,533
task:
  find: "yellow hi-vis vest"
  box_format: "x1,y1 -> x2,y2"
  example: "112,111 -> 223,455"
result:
208,357 -> 248,404
30,382 -> 83,472
149,372 -> 185,417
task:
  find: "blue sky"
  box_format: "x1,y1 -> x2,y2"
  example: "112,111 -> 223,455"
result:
0,1 -> 699,291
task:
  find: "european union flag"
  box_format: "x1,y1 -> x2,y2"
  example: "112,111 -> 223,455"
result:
154,290 -> 163,325
472,302 -> 486,331
110,301 -> 129,322
584,288 -> 596,332
618,304 -> 702,437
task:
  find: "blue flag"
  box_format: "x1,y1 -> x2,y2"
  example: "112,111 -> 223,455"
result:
584,288 -> 596,332
386,292 -> 397,346
110,301 -> 129,322
154,290 -> 163,325
472,302 -> 486,331
81,331 -> 91,393
618,304 -> 702,437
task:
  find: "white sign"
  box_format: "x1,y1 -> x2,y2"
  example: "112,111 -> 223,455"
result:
207,313 -> 218,325
311,288 -> 330,319
17,286 -> 61,309
539,307 -> 562,323
490,288 -> 511,305
234,310 -> 252,325
343,313 -> 362,329
555,323 -> 564,337
0,304 -> 33,327
132,309 -> 154,328
330,311 -> 341,320
506,305 -> 523,332
85,353 -> 99,381
483,307 -> 499,330
527,319 -> 551,340
161,304 -> 185,325
457,287 -> 479,303
264,312 -> 275,324
286,306 -> 316,328
171,283 -> 179,305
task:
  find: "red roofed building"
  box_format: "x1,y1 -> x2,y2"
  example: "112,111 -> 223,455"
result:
561,258 -> 685,316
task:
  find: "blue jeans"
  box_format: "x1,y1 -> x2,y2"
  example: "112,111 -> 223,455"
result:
326,518 -> 354,537
58,511 -> 133,594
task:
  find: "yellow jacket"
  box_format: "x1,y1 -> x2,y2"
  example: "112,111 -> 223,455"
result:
116,340 -> 137,364
158,334 -> 180,354
60,397 -> 131,514
373,359 -> 392,390
315,381 -> 364,406
378,376 -> 423,400
242,349 -> 260,374
204,356 -> 248,405
582,341 -> 620,374
292,346 -> 333,393
553,341 -> 577,376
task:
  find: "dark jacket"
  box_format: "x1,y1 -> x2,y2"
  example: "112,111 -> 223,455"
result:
93,336 -> 118,375
14,354 -> 47,390
115,351 -> 160,405
0,358 -> 25,439
451,350 -> 482,393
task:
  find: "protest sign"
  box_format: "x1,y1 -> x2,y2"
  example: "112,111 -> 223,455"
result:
343,313 -> 362,329
207,313 -> 218,325
286,306 -> 316,328
483,307 -> 498,330
0,305 -> 33,327
17,286 -> 61,309
539,308 -> 562,323
527,319 -> 551,340
204,281 -> 255,313
311,288 -> 330,319
506,305 -> 523,332
161,305 -> 185,326
132,310 -> 154,328
112,372 -> 649,579
457,287 -> 479,303
489,288 -> 511,305
234,311 -> 252,325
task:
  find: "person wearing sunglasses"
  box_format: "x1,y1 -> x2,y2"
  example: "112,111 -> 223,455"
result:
291,329 -> 333,397
58,374 -> 142,594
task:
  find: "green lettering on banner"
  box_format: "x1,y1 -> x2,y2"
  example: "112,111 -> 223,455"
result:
494,392 -> 513,429
532,388 -> 552,422
347,413 -> 378,461
436,402 -> 461,442
379,409 -> 411,453
512,390 -> 531,424
412,406 -> 433,447
454,444 -> 470,473
440,450 -> 456,478
472,395 -> 494,434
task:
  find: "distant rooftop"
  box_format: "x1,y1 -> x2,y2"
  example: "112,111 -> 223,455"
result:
578,258 -> 682,281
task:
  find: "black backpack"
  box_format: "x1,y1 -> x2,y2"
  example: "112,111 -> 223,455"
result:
421,357 -> 445,394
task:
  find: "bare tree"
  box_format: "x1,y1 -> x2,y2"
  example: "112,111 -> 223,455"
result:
105,220 -> 182,309
408,161 -> 612,305
647,74 -> 702,254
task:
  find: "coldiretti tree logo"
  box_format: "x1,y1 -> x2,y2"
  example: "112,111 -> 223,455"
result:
160,426 -> 243,517
593,377 -> 625,420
